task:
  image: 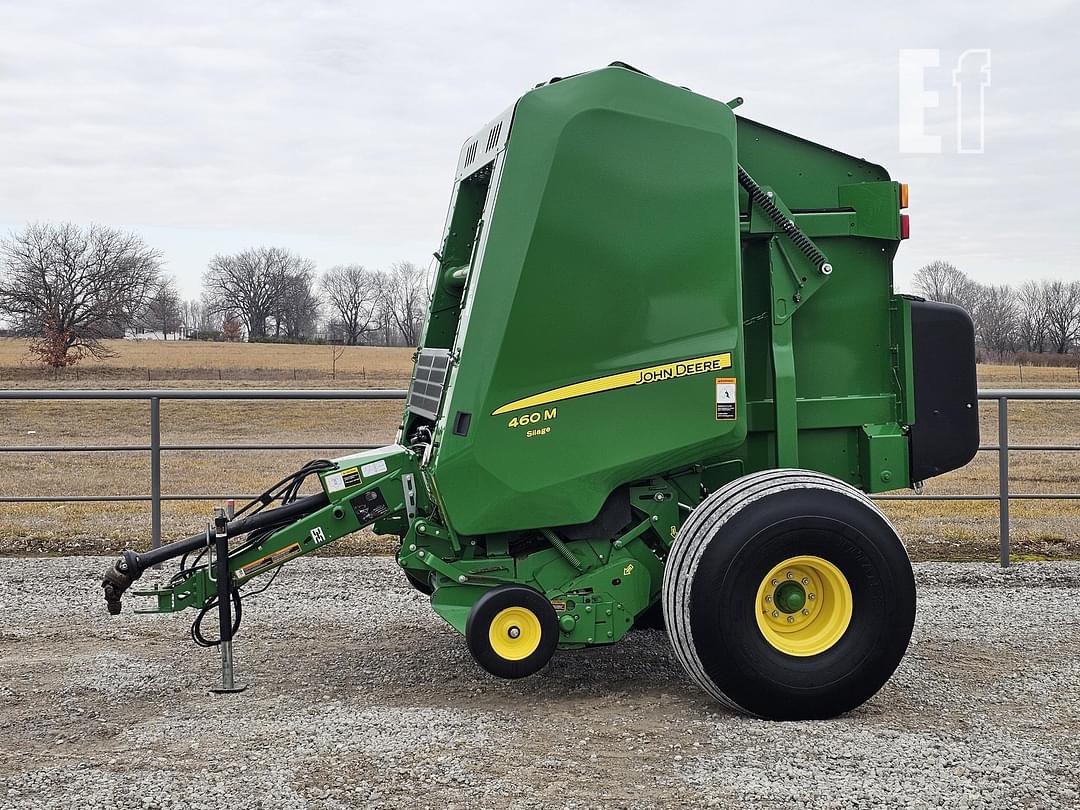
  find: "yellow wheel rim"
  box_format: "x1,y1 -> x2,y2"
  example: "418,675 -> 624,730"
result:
755,555 -> 853,657
488,606 -> 543,661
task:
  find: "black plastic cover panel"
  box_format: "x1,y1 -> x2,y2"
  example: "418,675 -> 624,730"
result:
909,300 -> 980,481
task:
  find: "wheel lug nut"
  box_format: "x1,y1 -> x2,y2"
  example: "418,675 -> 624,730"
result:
787,616 -> 794,623
771,579 -> 779,586
785,571 -> 793,579
771,610 -> 779,618
801,577 -> 809,585
808,593 -> 816,600
801,608 -> 809,615
765,595 -> 772,603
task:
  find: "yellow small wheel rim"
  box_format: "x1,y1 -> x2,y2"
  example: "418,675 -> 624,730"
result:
754,555 -> 853,657
488,606 -> 543,661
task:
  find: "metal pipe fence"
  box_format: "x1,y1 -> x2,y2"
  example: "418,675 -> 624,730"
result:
0,389 -> 406,552
1,388 -> 1077,567
871,389 -> 1080,566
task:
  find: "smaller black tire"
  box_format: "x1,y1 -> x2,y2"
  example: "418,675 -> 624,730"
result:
466,585 -> 559,679
403,569 -> 434,595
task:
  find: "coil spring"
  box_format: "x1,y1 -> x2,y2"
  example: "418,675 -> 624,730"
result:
541,528 -> 584,572
737,166 -> 831,273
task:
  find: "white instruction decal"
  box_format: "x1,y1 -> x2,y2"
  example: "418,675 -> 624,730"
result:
715,377 -> 737,420
360,459 -> 388,477
324,473 -> 346,493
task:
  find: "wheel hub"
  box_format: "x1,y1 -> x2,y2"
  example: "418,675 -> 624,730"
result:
773,580 -> 806,613
488,606 -> 542,661
755,555 -> 853,657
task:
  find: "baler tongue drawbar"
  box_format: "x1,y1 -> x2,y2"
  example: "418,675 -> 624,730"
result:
100,447 -> 418,692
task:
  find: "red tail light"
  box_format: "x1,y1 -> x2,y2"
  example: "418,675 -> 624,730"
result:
900,213 -> 910,240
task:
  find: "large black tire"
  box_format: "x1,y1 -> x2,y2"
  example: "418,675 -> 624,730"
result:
466,585 -> 560,679
662,469 -> 915,720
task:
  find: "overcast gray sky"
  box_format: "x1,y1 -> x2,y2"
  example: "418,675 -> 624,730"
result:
1,1 -> 1076,298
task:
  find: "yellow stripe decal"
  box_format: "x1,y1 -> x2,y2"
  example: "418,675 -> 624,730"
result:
492,352 -> 732,416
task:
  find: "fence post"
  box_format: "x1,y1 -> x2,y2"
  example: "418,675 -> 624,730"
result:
150,397 -> 162,560
998,396 -> 1010,568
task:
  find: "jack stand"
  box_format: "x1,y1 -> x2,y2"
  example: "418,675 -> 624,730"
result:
209,506 -> 246,694
212,639 -> 244,694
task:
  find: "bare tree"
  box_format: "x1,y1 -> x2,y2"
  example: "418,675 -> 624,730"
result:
372,271 -> 396,345
0,222 -> 162,366
381,261 -> 429,346
272,264 -> 320,340
1045,280 -> 1080,354
180,299 -> 197,338
202,247 -> 311,339
330,341 -> 346,379
324,316 -> 345,344
143,276 -> 182,339
1017,280 -> 1052,353
180,298 -> 220,339
321,264 -> 381,345
972,283 -> 1018,358
199,297 -> 222,336
912,260 -> 979,312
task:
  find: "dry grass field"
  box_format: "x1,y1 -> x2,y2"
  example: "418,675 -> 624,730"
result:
0,337 -> 1078,561
0,337 -> 415,385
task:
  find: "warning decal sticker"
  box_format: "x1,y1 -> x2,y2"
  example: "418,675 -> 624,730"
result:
715,377 -> 737,420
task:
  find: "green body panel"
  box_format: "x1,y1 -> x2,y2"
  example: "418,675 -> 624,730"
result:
410,68 -> 746,536
891,295 -> 917,425
731,113 -> 903,488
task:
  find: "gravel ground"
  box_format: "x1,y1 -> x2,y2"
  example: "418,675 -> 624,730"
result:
1,557 -> 1079,810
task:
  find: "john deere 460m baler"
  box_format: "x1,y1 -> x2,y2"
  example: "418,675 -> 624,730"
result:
102,64 -> 978,720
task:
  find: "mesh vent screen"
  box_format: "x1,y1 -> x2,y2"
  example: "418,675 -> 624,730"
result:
408,348 -> 451,420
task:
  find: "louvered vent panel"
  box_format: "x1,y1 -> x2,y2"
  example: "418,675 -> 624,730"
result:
408,348 -> 452,420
